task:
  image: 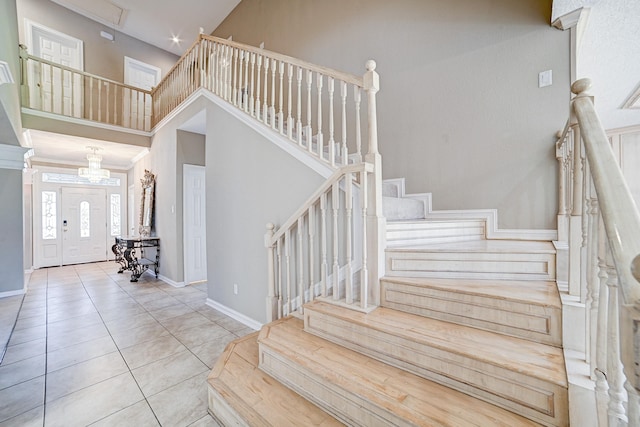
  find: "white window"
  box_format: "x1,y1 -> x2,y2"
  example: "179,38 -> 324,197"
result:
110,194 -> 121,236
42,191 -> 57,240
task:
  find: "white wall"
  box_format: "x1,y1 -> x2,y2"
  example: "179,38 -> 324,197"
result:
214,0 -> 571,230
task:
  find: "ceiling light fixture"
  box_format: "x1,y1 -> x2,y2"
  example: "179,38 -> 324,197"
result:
78,146 -> 110,183
171,35 -> 180,44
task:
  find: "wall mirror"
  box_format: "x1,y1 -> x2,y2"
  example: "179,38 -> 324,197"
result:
139,169 -> 155,237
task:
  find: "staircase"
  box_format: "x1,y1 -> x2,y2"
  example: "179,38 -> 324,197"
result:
208,181 -> 568,426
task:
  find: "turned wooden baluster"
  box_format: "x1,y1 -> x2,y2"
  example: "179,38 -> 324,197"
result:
586,192 -> 599,368
243,50 -> 249,112
332,181 -> 340,300
276,238 -> 283,318
594,220 -> 609,426
308,205 -> 315,303
278,61 -> 285,134
360,169 -> 369,309
316,73 -> 324,159
297,217 -> 304,314
287,64 -> 294,140
255,55 -> 262,120
320,192 -> 328,297
306,69 -> 313,153
345,171 -> 353,304
328,77 -> 336,167
354,86 -> 362,162
249,53 -> 256,117
284,229 -> 292,315
262,58 -> 269,125
270,59 -> 277,129
296,67 -> 303,146
236,51 -> 243,107
341,81 -> 348,166
232,48 -> 239,106
605,256 -> 627,426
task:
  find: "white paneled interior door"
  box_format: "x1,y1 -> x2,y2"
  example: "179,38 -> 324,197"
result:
61,187 -> 107,265
26,20 -> 83,117
124,56 -> 160,131
183,165 -> 207,285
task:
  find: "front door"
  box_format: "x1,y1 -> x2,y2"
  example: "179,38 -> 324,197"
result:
61,187 -> 107,265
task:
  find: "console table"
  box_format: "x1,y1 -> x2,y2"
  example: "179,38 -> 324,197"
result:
112,237 -> 160,282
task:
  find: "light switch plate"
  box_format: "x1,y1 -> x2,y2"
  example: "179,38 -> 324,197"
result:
539,70 -> 553,88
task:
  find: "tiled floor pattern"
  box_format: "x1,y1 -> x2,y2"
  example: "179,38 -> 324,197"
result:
0,262 -> 254,426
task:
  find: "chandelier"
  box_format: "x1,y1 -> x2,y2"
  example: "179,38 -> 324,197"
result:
78,146 -> 110,183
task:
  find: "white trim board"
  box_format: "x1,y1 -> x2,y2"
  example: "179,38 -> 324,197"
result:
0,144 -> 29,170
206,298 -> 263,331
0,288 -> 26,298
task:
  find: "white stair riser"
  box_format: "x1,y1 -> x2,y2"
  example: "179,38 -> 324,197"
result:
386,222 -> 485,246
381,280 -> 561,346
386,251 -> 556,281
259,343 -> 411,427
304,309 -> 568,427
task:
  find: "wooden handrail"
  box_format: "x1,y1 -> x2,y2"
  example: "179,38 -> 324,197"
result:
270,162 -> 374,243
572,79 -> 640,305
24,54 -> 152,94
149,35 -> 203,96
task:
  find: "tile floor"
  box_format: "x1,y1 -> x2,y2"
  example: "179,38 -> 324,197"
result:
0,262 -> 254,426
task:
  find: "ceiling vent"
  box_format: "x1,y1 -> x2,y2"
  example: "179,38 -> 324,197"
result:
51,0 -> 127,28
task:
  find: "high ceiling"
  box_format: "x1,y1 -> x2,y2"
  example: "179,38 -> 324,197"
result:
50,0 -> 241,57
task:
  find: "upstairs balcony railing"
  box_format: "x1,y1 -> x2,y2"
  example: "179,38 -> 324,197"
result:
557,78 -> 640,427
19,45 -> 152,131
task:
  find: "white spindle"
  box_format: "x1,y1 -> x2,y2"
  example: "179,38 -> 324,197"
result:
360,170 -> 369,309
354,86 -> 362,161
270,58 -> 277,129
277,238 -> 283,318
320,192 -> 328,297
306,69 -> 313,152
278,61 -> 285,134
287,64 -> 293,140
255,55 -> 262,120
232,48 -> 238,105
328,77 -> 335,167
341,81 -> 348,165
296,67 -> 303,146
243,50 -> 249,112
263,58 -> 269,125
89,76 -> 94,120
285,229 -> 292,315
332,181 -> 340,300
594,218 -> 610,426
308,205 -> 315,302
298,217 -> 304,314
606,259 -> 627,425
237,51 -> 243,106
316,73 -> 324,159
250,53 -> 256,117
265,223 -> 276,322
345,171 -> 353,304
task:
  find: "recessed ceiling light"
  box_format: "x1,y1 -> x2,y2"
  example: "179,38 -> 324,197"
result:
171,35 -> 180,44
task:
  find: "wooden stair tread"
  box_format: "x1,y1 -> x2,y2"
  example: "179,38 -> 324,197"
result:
306,301 -> 567,388
389,239 -> 556,253
208,332 -> 344,426
381,276 -> 562,308
260,317 -> 543,427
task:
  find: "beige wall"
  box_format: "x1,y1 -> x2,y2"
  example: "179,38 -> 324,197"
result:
17,0 -> 178,82
214,0 -> 570,229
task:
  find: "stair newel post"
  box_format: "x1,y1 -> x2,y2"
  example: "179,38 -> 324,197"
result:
594,217 -> 610,426
354,86 -> 362,163
555,129 -> 569,243
360,167 -> 369,309
265,223 -> 278,322
363,59 -> 385,307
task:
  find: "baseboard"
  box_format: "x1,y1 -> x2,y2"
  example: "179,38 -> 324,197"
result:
157,273 -> 185,288
0,288 -> 26,298
205,298 -> 262,331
